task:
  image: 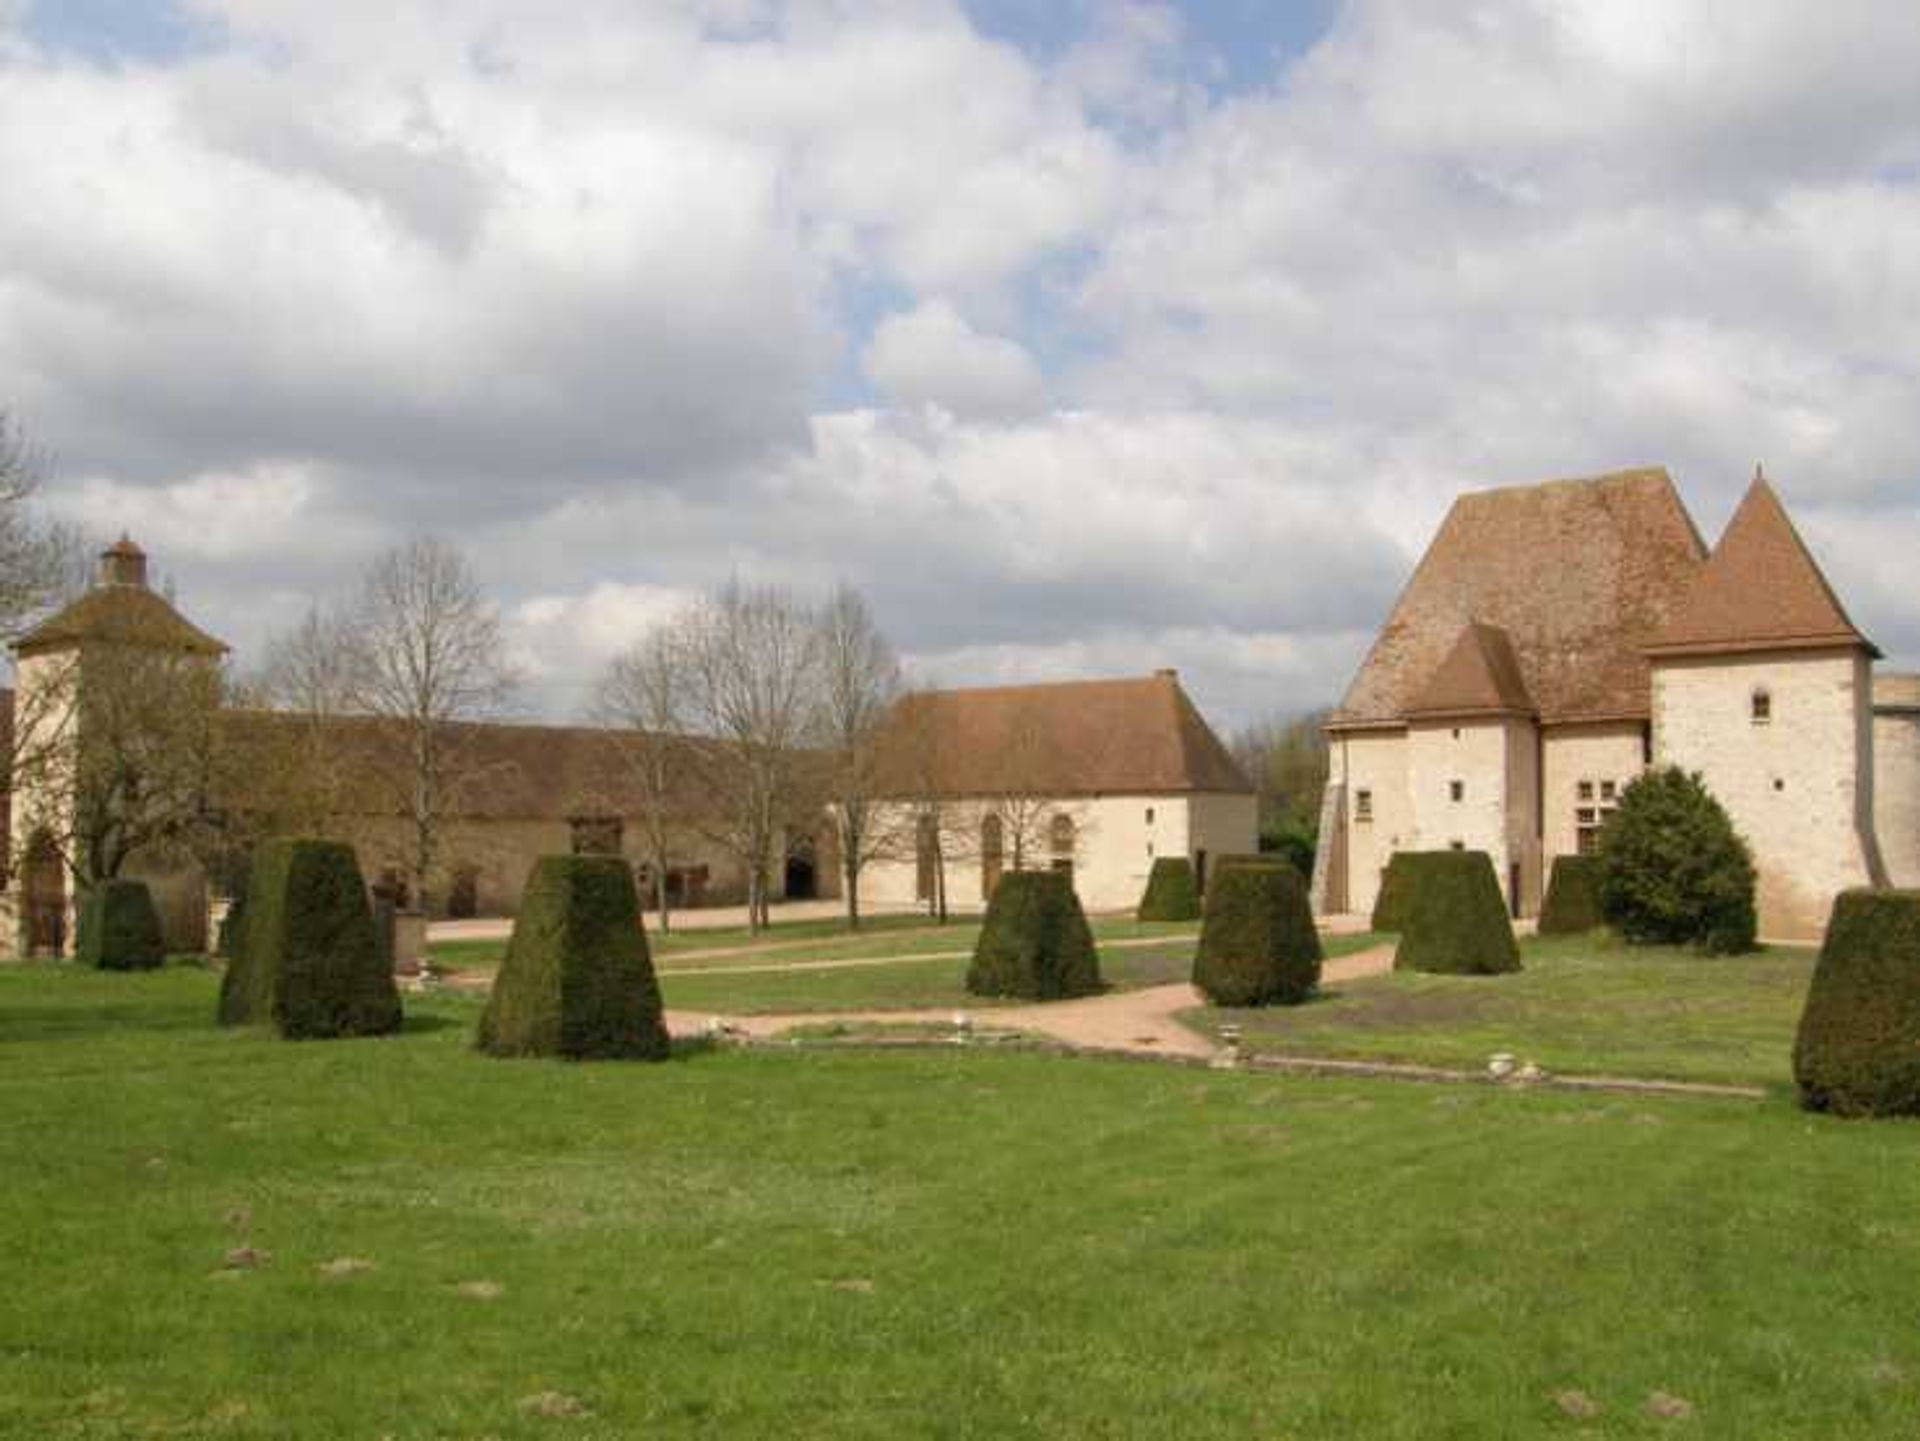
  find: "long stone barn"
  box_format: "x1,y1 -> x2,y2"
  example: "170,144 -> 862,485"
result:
1310,467 -> 1920,940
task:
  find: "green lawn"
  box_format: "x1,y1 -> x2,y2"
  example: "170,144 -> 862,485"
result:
431,914 -> 1211,977
1192,932 -> 1817,1088
5,963 -> 1920,1437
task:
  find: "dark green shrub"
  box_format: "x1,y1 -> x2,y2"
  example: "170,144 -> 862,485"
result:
74,879 -> 166,971
1393,850 -> 1521,975
1793,890 -> 1920,1117
966,870 -> 1101,1000
1538,855 -> 1605,935
1136,856 -> 1200,922
1192,860 -> 1322,1005
217,838 -> 402,1039
1598,767 -> 1756,954
477,856 -> 669,1061
1258,819 -> 1317,881
1371,852 -> 1465,933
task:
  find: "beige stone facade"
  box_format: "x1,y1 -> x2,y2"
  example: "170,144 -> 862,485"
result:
1317,468 -> 1919,941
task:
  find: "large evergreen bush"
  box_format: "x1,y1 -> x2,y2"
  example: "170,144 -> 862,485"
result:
477,856 -> 670,1061
1192,859 -> 1322,1005
217,838 -> 402,1039
1537,855 -> 1605,936
1372,852 -> 1458,933
1393,850 -> 1521,975
966,870 -> 1102,1000
1136,856 -> 1201,922
1793,890 -> 1920,1117
74,879 -> 166,972
1598,767 -> 1757,954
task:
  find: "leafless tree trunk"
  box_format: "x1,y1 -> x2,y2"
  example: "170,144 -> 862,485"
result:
880,685 -> 976,923
815,583 -> 900,930
248,602 -> 362,837
675,581 -> 823,934
593,628 -> 691,934
343,538 -> 518,913
990,699 -> 1086,875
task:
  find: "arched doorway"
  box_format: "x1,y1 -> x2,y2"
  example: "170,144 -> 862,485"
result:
22,832 -> 66,957
980,813 -> 1004,901
784,837 -> 819,901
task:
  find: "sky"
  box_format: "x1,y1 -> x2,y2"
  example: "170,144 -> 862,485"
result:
4,0 -> 1920,730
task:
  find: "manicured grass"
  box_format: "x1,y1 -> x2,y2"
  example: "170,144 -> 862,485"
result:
5,963 -> 1920,1437
1193,932 -> 1816,1088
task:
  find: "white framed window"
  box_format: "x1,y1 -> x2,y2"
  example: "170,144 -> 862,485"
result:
1575,778 -> 1621,855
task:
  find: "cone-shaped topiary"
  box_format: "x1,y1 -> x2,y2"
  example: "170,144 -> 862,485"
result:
966,870 -> 1102,1000
1136,856 -> 1201,922
1371,853 -> 1414,932
74,879 -> 166,971
1793,890 -> 1920,1117
1393,850 -> 1521,975
1538,855 -> 1605,936
1192,859 -> 1323,1005
477,855 -> 670,1061
217,838 -> 402,1039
1598,766 -> 1756,955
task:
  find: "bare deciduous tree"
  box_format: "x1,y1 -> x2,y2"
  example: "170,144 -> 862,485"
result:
246,603 -> 363,836
676,581 -> 823,933
875,683 -> 975,923
593,627 -> 692,933
988,698 -> 1085,874
0,413 -> 75,641
815,583 -> 900,929
344,538 -> 518,910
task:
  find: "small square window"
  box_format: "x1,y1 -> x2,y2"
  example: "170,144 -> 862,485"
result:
1145,806 -> 1155,825
1449,840 -> 1465,852
1577,780 -> 1594,802
1355,789 -> 1374,823
1576,807 -> 1596,825
1752,688 -> 1772,724
1449,780 -> 1465,802
1600,780 -> 1616,801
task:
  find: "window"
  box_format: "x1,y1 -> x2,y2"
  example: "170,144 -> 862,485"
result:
1145,806 -> 1155,825
570,816 -> 623,856
1449,779 -> 1465,803
1574,778 -> 1621,855
1049,813 -> 1076,855
1449,839 -> 1465,852
1752,686 -> 1772,724
1355,789 -> 1374,823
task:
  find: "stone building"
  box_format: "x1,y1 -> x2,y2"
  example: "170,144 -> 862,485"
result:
0,540 -> 823,957
862,671 -> 1257,915
1311,467 -> 1915,940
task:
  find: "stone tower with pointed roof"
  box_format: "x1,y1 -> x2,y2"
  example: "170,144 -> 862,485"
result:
1646,471 -> 1887,936
1316,465 -> 1911,940
3,537 -> 229,957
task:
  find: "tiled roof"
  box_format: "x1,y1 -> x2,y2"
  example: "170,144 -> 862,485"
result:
13,586 -> 227,657
875,673 -> 1252,798
1645,475 -> 1877,659
1405,622 -> 1535,720
1331,468 -> 1709,730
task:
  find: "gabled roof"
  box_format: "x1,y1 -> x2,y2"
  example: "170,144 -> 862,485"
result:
1331,468 -> 1709,730
13,583 -> 228,658
875,672 -> 1252,798
1645,474 -> 1878,659
1405,622 -> 1534,720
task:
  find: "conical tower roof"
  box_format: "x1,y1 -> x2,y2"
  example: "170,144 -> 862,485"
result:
1646,471 -> 1876,659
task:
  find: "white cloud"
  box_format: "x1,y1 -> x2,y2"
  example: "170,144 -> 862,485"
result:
862,300 -> 1044,417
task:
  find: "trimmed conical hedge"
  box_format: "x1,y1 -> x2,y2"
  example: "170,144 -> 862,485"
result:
1371,853 -> 1414,932
1538,855 -> 1605,936
478,855 -> 670,1061
74,879 -> 166,972
1793,890 -> 1920,1117
1393,850 -> 1521,975
966,870 -> 1102,1000
1136,856 -> 1201,922
1192,859 -> 1322,1006
217,838 -> 402,1039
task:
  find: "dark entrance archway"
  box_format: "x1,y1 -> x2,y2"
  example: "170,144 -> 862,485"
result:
785,839 -> 819,901
22,832 -> 66,957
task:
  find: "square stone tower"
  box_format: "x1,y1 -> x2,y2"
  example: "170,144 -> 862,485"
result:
1646,473 -> 1886,940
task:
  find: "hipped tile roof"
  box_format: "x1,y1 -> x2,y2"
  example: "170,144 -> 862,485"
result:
875,673 -> 1251,798
1405,622 -> 1535,720
13,585 -> 228,658
1331,468 -> 1708,730
1645,475 -> 1877,659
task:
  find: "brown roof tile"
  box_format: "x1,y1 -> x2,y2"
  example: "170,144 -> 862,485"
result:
1645,475 -> 1877,659
1330,468 -> 1709,730
876,672 -> 1251,798
1405,622 -> 1535,720
14,585 -> 227,657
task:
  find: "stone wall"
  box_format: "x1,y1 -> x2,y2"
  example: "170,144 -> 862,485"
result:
1330,728 -> 1410,919
1653,648 -> 1885,939
1873,673 -> 1920,888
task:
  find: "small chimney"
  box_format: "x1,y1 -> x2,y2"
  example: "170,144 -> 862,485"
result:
97,535 -> 149,589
